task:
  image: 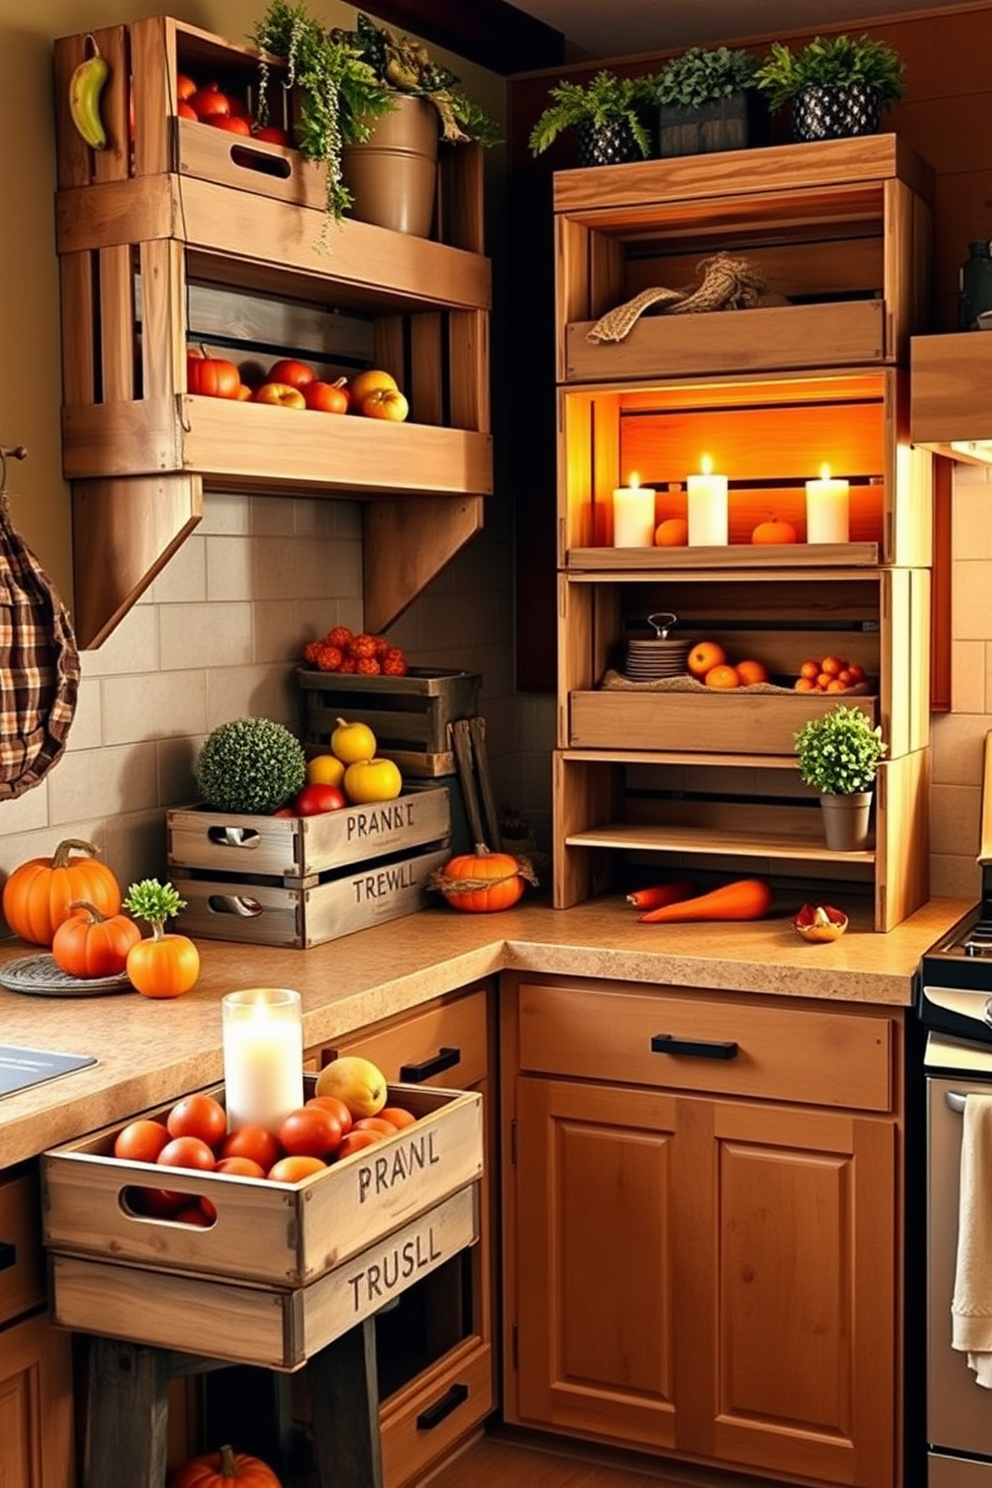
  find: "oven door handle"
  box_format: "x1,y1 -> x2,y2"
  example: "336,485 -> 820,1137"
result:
946,1092 -> 968,1113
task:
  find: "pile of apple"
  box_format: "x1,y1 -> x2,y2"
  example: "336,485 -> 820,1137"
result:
111,1056 -> 413,1220
175,71 -> 289,145
793,655 -> 867,693
282,717 -> 402,817
185,348 -> 409,422
303,626 -> 407,677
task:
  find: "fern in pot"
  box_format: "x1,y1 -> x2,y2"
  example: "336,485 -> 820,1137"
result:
753,33 -> 906,143
529,69 -> 655,168
650,46 -> 766,157
794,704 -> 887,852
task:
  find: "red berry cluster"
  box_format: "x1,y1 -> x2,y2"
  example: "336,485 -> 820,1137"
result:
303,627 -> 408,676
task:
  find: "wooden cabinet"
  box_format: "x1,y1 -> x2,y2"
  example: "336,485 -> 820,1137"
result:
52,18 -> 492,647
500,974 -> 904,1488
551,136 -> 934,930
911,332 -> 992,465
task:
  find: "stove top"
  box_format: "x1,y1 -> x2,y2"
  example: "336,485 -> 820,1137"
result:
919,902 -> 992,1044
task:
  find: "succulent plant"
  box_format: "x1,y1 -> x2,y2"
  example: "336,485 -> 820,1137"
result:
195,717 -> 306,815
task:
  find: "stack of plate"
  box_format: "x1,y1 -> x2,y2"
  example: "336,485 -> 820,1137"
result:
624,636 -> 693,680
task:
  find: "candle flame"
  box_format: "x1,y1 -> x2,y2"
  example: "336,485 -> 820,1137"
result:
819,462 -> 831,481
700,454 -> 713,477
627,472 -> 640,490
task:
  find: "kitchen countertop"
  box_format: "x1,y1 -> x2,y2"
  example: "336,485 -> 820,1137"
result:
0,893 -> 970,1169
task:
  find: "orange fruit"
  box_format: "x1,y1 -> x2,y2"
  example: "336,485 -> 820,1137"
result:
704,663 -> 741,689
751,518 -> 797,545
794,677 -> 817,692
820,655 -> 845,676
736,659 -> 768,685
687,640 -> 726,678
654,518 -> 688,547
799,660 -> 820,680
817,673 -> 832,690
848,663 -> 866,683
826,678 -> 848,692
267,1155 -> 327,1183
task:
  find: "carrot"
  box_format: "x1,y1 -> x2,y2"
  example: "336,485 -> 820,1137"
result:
625,879 -> 695,911
637,878 -> 773,924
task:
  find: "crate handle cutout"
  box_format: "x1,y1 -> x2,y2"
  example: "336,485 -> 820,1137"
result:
120,1185 -> 218,1228
205,895 -> 264,918
208,826 -> 261,850
229,144 -> 293,181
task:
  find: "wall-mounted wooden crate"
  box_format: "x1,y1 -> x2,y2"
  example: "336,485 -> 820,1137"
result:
299,668 -> 481,777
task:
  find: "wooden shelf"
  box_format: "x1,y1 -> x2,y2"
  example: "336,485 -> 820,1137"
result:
564,820 -> 875,866
566,543 -> 880,571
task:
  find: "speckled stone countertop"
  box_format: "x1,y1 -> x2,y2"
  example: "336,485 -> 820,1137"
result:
0,894 -> 969,1169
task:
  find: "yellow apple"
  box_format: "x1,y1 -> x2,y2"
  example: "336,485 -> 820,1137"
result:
361,387 -> 409,422
253,382 -> 306,409
314,1055 -> 387,1118
305,753 -> 346,789
331,716 -> 377,765
344,757 -> 402,804
348,369 -> 397,408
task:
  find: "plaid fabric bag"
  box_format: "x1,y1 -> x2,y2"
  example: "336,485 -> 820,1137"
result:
0,492 -> 79,799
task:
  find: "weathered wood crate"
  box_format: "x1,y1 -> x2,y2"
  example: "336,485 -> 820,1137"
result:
43,1078 -> 482,1369
299,668 -> 481,777
167,788 -> 451,947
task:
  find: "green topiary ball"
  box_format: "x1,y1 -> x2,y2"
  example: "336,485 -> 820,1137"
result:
195,717 -> 306,815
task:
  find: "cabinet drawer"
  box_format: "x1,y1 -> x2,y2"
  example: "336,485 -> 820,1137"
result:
321,988 -> 488,1090
0,1168 -> 45,1325
380,1341 -> 493,1488
516,980 -> 895,1112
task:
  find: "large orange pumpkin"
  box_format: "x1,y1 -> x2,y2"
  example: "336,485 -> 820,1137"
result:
168,1445 -> 282,1488
2,838 -> 122,946
428,843 -> 538,913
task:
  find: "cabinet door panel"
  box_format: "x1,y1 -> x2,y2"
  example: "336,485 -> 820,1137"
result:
515,1076 -> 679,1448
0,1310 -> 74,1488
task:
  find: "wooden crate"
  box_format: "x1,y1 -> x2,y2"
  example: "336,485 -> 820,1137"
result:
553,134 -> 933,381
42,1080 -> 481,1289
910,332 -> 992,464
300,669 -> 481,778
49,1183 -> 478,1371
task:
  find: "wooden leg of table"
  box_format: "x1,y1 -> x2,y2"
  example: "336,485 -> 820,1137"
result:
307,1319 -> 383,1488
84,1337 -> 170,1488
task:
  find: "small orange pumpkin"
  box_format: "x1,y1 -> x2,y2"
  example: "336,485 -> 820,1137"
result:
2,839 -> 121,946
428,843 -> 538,913
168,1445 -> 282,1488
51,900 -> 141,979
751,517 -> 798,545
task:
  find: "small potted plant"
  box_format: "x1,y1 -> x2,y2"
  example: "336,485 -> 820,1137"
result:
650,46 -> 765,157
529,69 -> 655,167
753,33 -> 906,143
794,704 -> 887,851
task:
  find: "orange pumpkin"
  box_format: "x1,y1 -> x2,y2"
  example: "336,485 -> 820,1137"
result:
168,1445 -> 282,1488
51,900 -> 141,979
429,843 -> 538,913
2,839 -> 121,946
751,517 -> 798,545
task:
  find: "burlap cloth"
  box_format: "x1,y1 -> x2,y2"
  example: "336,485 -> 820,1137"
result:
600,669 -> 870,697
588,252 -> 789,344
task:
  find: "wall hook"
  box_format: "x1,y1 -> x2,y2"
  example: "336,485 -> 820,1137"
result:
0,444 -> 27,494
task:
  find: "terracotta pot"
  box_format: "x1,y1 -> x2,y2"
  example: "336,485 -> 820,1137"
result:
342,95 -> 439,238
819,790 -> 873,852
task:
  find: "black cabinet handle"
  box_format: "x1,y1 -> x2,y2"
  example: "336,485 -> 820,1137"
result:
399,1046 -> 461,1083
0,1241 -> 16,1271
416,1382 -> 469,1430
651,1033 -> 739,1060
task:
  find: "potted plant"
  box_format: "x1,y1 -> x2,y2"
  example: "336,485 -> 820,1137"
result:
529,69 -> 655,167
650,46 -> 766,157
753,34 -> 906,143
794,704 -> 887,851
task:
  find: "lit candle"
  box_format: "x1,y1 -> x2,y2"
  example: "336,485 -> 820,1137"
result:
222,988 -> 304,1134
612,473 -> 657,547
805,464 -> 850,544
686,455 -> 729,546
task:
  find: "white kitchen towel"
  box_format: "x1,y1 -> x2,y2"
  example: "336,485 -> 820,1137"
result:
952,1091 -> 992,1386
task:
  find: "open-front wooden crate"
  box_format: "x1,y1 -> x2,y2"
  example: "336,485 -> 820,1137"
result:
43,1079 -> 483,1369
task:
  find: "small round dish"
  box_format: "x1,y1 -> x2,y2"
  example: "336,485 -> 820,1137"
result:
0,954 -> 133,997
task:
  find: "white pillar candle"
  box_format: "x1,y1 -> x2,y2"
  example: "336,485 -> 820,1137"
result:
612,473 -> 656,547
805,464 -> 850,544
686,455 -> 729,546
222,987 -> 304,1134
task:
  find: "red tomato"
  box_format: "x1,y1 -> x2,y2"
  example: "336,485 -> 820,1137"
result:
268,1155 -> 326,1183
215,1155 -> 267,1179
220,1125 -> 282,1171
335,1129 -> 385,1161
303,380 -> 349,414
175,73 -> 197,102
172,1202 -> 213,1227
353,1117 -> 399,1136
113,1119 -> 170,1163
191,87 -> 230,119
306,1094 -> 353,1137
254,124 -> 290,146
278,1105 -> 343,1158
167,1092 -> 227,1149
267,358 -> 315,389
293,783 -> 346,816
379,1106 -> 417,1130
132,1186 -> 185,1218
208,115 -> 251,136
177,100 -> 198,120
157,1136 -> 217,1172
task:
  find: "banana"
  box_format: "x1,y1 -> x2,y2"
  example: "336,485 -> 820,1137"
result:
68,37 -> 109,151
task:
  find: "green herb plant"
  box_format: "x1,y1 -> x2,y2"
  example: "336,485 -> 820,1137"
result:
123,879 -> 187,935
653,46 -> 759,108
753,34 -> 906,113
529,69 -> 654,157
794,704 -> 887,796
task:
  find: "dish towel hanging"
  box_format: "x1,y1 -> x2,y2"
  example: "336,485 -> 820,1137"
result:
952,1091 -> 992,1386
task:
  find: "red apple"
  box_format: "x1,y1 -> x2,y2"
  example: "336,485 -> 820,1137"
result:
192,88 -> 230,120
267,358 -> 315,389
293,783 -> 347,815
361,387 -> 410,422
253,382 -> 307,409
208,114 -> 251,136
304,379 -> 350,414
176,73 -> 197,102
177,100 -> 197,121
226,96 -> 250,119
254,124 -> 290,146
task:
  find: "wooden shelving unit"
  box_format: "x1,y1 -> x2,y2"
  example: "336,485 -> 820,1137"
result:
551,136 -> 934,930
52,17 -> 492,648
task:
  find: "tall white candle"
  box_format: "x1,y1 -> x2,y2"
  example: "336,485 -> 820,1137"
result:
805,464 -> 850,544
222,988 -> 303,1134
686,455 -> 729,546
612,473 -> 656,547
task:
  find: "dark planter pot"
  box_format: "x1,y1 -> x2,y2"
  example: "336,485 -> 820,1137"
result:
576,118 -> 643,167
657,91 -> 769,157
791,82 -> 882,143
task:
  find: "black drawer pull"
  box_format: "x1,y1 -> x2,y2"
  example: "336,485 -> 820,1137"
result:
0,1241 -> 15,1271
399,1046 -> 461,1083
651,1033 -> 739,1060
416,1382 -> 469,1430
